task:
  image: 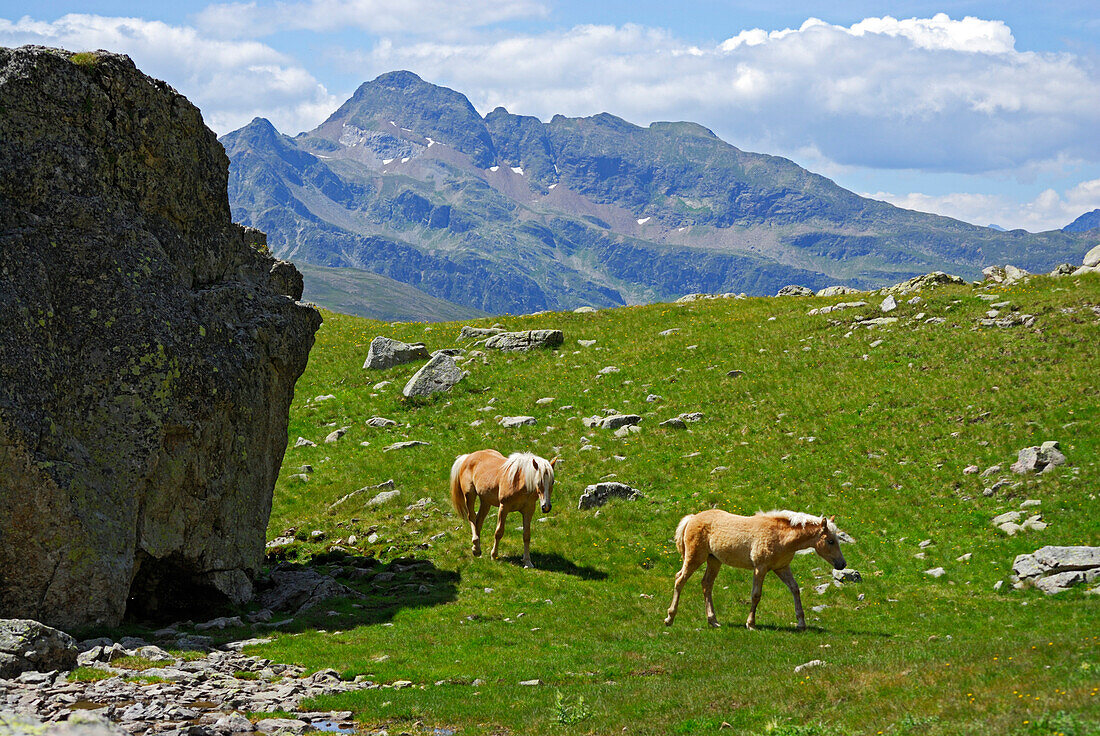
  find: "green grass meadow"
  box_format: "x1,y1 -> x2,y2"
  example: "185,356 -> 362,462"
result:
250,274 -> 1100,735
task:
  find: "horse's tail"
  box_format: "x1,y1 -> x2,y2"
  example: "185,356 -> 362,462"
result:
450,454 -> 470,520
674,514 -> 694,557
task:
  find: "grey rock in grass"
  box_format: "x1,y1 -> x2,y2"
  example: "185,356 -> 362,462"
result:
1084,244 -> 1100,268
578,482 -> 642,509
679,412 -> 704,423
366,416 -> 399,427
1011,441 -> 1066,474
963,465 -> 979,474
518,679 -> 542,686
883,271 -> 966,294
366,490 -> 401,506
600,414 -> 642,430
816,285 -> 861,297
574,306 -> 597,313
807,301 -> 868,315
980,465 -> 1001,478
294,437 -> 317,448
991,511 -> 1021,526
383,440 -> 430,452
777,285 -> 814,297
500,416 -> 537,428
832,568 -> 862,583
0,47 -> 321,629
1012,546 -> 1100,594
402,353 -> 467,397
924,567 -> 946,578
0,619 -> 78,679
577,339 -> 596,347
458,326 -> 503,341
794,659 -> 825,673
598,365 -> 621,375
363,336 -> 430,369
325,426 -> 350,443
857,317 -> 898,327
1049,263 -> 1076,277
614,425 -> 641,438
258,569 -> 361,615
329,479 -> 396,510
660,417 -> 688,429
1033,569 -> 1100,595
658,328 -> 680,336
484,329 -> 564,352
880,295 -> 898,312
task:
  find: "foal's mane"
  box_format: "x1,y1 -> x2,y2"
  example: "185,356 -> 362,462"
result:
501,452 -> 554,495
758,510 -> 854,542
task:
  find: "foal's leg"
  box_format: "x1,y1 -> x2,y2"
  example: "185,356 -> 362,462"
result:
701,555 -> 722,628
520,507 -> 535,568
664,543 -> 708,626
745,567 -> 768,630
471,497 -> 490,557
490,507 -> 509,560
774,566 -> 806,630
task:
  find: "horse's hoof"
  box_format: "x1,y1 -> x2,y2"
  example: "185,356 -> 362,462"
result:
745,623 -> 757,631
708,620 -> 721,628
663,616 -> 674,626
472,548 -> 482,557
522,561 -> 535,569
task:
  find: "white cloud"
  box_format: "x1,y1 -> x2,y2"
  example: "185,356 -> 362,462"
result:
195,0 -> 545,39
343,15 -> 1100,177
869,178 -> 1100,232
0,13 -> 338,134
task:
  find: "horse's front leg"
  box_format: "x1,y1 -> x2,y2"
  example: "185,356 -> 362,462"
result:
490,507 -> 509,560
521,507 -> 535,568
774,566 -> 806,630
471,499 -> 490,557
746,567 -> 767,630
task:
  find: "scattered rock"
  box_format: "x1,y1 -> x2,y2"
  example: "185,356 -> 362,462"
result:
614,425 -> 641,438
577,339 -> 596,347
383,441 -> 430,452
294,437 -> 317,448
794,659 -> 825,673
329,480 -> 397,510
500,416 -> 537,428
659,418 -> 687,429
777,285 -> 814,297
883,272 -> 966,294
259,568 -> 362,615
362,336 -> 430,370
458,326 -> 503,341
373,380 -> 392,390
366,416 -> 399,428
1084,244 -> 1100,268
598,366 -> 621,375
518,679 -> 542,686
880,295 -> 897,313
0,620 -> 77,679
658,328 -> 680,336
831,568 -> 862,583
678,412 -> 704,423
816,286 -> 861,297
807,301 -> 868,316
484,330 -> 564,351
1013,546 -> 1100,594
963,465 -> 979,475
924,567 -> 946,578
578,482 -> 642,510
535,397 -> 555,405
599,414 -> 642,430
573,306 -> 597,313
1011,441 -> 1066,474
991,511 -> 1022,526
403,354 -> 467,397
324,427 -> 350,444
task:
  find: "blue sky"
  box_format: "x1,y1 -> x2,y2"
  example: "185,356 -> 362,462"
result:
4,1 -> 1100,231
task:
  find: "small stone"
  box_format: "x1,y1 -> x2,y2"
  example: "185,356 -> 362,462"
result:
963,465 -> 979,474
383,440 -> 429,451
660,417 -> 687,429
500,416 -> 537,428
577,339 -> 596,347
598,365 -> 621,375
991,511 -> 1021,526
366,416 -> 399,427
325,426 -> 350,443
294,436 -> 317,448
518,679 -> 542,686
794,659 -> 825,673
956,553 -> 972,562
924,567 -> 946,578
832,568 -> 862,583
880,295 -> 897,312
918,539 -> 933,548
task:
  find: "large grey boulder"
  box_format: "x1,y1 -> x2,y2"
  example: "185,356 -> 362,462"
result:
0,619 -> 78,678
457,326 -> 503,341
0,48 -> 321,629
1011,441 -> 1066,474
362,336 -> 429,369
402,353 -> 467,397
1013,546 -> 1100,594
578,482 -> 643,510
776,285 -> 814,297
484,329 -> 564,351
0,711 -> 124,736
599,414 -> 642,430
258,568 -> 361,616
815,285 -> 861,297
1084,244 -> 1100,268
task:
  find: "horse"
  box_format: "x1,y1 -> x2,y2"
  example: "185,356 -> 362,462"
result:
450,449 -> 558,568
664,509 -> 855,630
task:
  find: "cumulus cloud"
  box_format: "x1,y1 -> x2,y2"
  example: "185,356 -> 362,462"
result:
0,13 -> 338,134
870,178 -> 1100,232
346,14 -> 1100,176
195,0 -> 546,39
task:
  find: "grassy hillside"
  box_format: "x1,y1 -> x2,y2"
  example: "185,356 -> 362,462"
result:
255,272 -> 1100,735
299,263 -> 488,322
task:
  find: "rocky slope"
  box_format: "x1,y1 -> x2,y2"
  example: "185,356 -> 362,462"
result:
0,46 -> 321,630
223,71 -> 1093,315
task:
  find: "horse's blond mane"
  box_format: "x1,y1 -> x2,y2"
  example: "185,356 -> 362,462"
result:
758,510 -> 855,542
501,452 -> 554,495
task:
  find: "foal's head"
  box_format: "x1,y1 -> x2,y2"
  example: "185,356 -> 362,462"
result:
531,456 -> 559,513
813,516 -> 855,570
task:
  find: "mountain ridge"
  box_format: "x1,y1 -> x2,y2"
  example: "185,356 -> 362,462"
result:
223,70 -> 1093,315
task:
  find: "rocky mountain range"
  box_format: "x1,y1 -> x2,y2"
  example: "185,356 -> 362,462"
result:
223,71 -> 1094,315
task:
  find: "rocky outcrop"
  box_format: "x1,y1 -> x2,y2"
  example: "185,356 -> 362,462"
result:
1012,546 -> 1100,594
402,353 -> 467,397
484,329 -> 564,351
578,482 -> 643,510
0,47 -> 321,629
0,620 -> 77,679
776,285 -> 814,297
362,336 -> 429,369
1011,441 -> 1066,474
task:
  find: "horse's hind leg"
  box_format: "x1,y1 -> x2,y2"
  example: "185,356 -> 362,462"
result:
664,541 -> 707,626
701,555 -> 722,628
490,507 -> 509,560
471,497 -> 490,557
774,566 -> 806,630
746,567 -> 767,630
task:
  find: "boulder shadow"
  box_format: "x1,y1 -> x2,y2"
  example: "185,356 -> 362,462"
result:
501,551 -> 608,580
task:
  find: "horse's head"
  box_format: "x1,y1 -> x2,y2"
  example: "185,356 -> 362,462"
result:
532,456 -> 558,513
813,515 -> 855,570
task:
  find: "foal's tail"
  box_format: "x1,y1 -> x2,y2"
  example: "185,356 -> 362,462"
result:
674,514 -> 694,557
450,454 -> 470,520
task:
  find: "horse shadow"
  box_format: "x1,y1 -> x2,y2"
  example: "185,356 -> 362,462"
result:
748,622 -> 894,638
500,551 -> 608,580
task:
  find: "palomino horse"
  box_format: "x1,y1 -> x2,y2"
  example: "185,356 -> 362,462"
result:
664,510 -> 854,630
450,450 -> 558,568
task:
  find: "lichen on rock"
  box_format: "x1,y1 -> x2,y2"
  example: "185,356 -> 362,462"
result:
0,46 -> 321,629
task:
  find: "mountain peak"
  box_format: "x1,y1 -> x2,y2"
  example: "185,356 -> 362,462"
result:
1064,208 -> 1100,232
371,70 -> 426,89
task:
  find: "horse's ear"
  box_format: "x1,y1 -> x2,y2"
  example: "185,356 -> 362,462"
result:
820,515 -> 828,527
550,456 -> 560,468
